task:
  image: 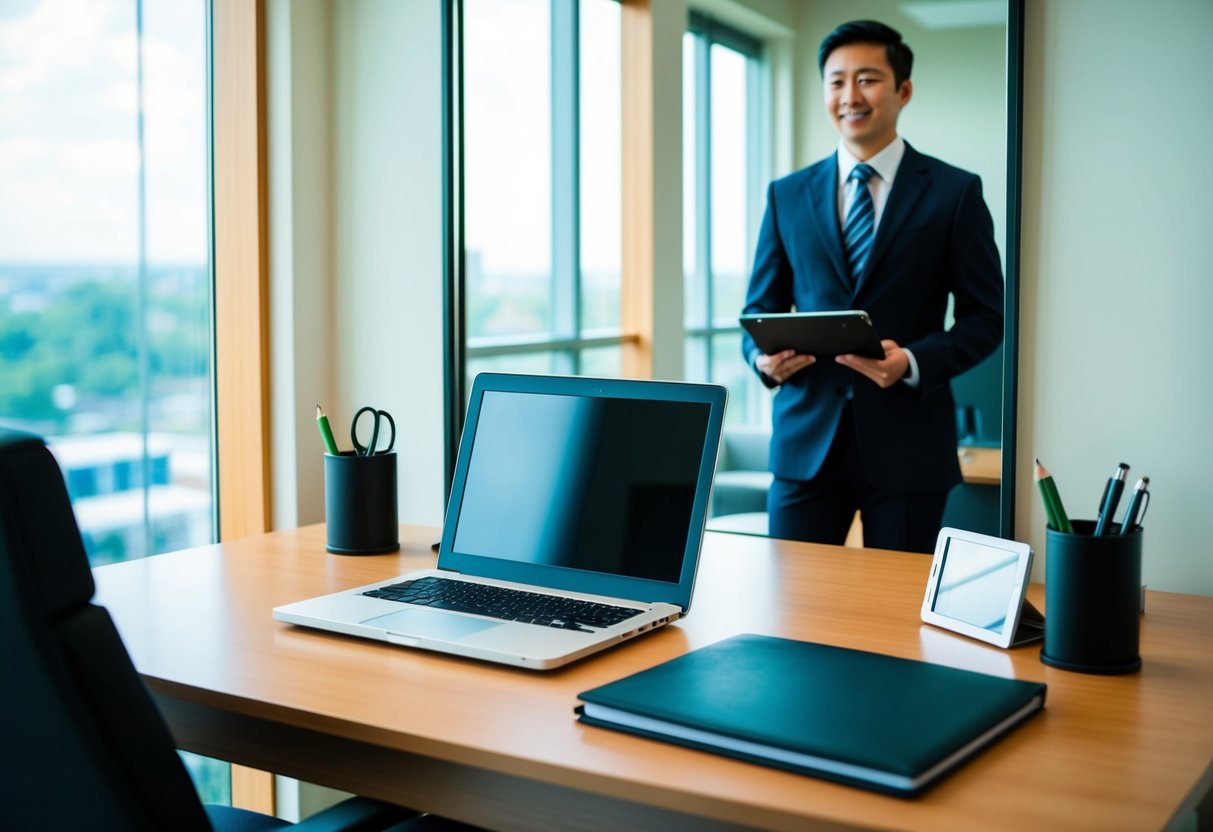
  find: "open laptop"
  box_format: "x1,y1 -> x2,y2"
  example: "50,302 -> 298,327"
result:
274,372 -> 727,669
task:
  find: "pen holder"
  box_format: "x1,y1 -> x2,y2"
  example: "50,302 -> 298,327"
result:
1040,520 -> 1141,674
324,451 -> 400,555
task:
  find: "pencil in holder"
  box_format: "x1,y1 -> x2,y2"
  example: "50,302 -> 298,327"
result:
324,451 -> 400,555
1040,519 -> 1141,674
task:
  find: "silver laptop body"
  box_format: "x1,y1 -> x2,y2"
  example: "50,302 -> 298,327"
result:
274,373 -> 727,670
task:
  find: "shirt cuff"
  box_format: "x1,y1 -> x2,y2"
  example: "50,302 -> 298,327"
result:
753,353 -> 779,388
902,348 -> 921,388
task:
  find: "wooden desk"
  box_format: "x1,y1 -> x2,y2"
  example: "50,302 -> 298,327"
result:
93,526 -> 1213,832
958,445 -> 1001,486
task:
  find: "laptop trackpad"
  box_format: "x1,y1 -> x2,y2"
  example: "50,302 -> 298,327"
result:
363,607 -> 503,641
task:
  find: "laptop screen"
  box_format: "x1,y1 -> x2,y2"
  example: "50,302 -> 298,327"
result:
454,391 -> 707,583
439,373 -> 727,609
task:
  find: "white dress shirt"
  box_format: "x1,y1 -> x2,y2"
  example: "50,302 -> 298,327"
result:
836,136 -> 905,232
834,136 -> 920,387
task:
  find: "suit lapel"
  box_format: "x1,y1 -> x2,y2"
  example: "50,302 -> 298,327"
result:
855,143 -> 930,295
804,154 -> 850,293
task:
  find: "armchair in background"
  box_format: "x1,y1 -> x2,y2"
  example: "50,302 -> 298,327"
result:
707,424 -> 772,534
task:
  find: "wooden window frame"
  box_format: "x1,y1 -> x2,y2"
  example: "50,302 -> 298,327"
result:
619,0 -> 683,381
213,0 -> 274,814
619,0 -> 655,378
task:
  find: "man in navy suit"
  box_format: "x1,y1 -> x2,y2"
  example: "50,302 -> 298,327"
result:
741,20 -> 1003,553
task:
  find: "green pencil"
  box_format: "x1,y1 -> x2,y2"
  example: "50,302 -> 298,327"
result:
1034,457 -> 1073,533
316,404 -> 339,455
1034,468 -> 1059,530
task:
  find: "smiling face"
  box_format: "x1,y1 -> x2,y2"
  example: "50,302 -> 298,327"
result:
823,42 -> 912,160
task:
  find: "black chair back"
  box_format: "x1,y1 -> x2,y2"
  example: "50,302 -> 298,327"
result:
0,429 -> 211,831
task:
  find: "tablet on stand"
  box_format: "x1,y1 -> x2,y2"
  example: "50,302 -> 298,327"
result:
920,527 -> 1043,649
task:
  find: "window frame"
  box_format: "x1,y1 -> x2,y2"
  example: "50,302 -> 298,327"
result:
682,12 -> 766,386
212,0 -> 275,814
459,0 -> 629,379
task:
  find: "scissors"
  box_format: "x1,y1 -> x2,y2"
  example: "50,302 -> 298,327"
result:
350,406 -> 396,457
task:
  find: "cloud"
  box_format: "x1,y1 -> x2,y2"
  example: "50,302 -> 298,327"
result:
0,0 -> 122,93
0,0 -> 207,262
56,137 -> 140,176
0,136 -> 50,168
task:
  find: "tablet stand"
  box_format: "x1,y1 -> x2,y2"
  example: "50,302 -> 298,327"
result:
1009,599 -> 1044,647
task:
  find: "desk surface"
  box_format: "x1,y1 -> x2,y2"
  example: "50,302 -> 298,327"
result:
94,525 -> 1213,832
957,445 -> 1001,486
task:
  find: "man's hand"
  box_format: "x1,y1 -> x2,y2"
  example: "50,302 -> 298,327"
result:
756,349 -> 815,384
836,339 -> 909,388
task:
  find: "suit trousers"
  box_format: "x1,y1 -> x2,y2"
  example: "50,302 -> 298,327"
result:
767,402 -> 949,554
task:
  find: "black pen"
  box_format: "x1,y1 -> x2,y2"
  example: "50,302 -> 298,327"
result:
1093,462 -> 1130,536
1119,477 -> 1150,534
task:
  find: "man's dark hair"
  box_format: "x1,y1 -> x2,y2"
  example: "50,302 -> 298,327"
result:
818,20 -> 914,89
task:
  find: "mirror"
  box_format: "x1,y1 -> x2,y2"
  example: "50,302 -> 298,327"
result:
444,0 -> 1023,541
710,0 -> 1022,542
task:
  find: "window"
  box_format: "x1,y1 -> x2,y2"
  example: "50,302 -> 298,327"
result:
463,0 -> 622,385
682,15 -> 768,425
0,0 -> 225,803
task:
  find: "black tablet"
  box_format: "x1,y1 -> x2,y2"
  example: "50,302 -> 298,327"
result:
739,310 -> 884,359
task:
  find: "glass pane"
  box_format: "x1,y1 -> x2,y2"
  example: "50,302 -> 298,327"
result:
709,44 -> 750,330
180,751 -> 231,805
464,0 -> 552,341
579,0 -> 621,333
468,350 -> 582,402
710,332 -> 770,427
0,0 -> 224,803
467,351 -> 560,393
578,345 -> 621,378
0,0 -> 214,562
684,334 -> 709,384
682,32 -> 705,329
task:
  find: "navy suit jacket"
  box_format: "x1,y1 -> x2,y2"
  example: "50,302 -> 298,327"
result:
741,143 -> 1004,493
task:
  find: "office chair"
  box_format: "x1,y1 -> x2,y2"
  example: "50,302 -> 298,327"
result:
0,429 -> 480,832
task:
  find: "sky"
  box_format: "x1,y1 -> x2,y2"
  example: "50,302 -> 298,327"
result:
0,0 -> 749,278
463,0 -> 748,279
0,0 -> 207,264
463,0 -> 628,277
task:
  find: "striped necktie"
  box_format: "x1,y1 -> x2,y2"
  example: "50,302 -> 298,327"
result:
843,163 -> 876,286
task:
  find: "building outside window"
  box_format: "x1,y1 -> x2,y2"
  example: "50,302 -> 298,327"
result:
0,0 -> 226,804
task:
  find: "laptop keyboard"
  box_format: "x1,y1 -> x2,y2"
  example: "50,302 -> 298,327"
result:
363,576 -> 644,631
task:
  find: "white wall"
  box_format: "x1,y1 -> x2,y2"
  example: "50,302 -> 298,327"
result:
1018,0 -> 1213,594
269,0 -> 445,530
330,0 -> 445,528
268,0 -> 332,529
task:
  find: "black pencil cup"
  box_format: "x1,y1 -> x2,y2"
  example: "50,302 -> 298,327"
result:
324,451 -> 399,555
1041,520 -> 1142,674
